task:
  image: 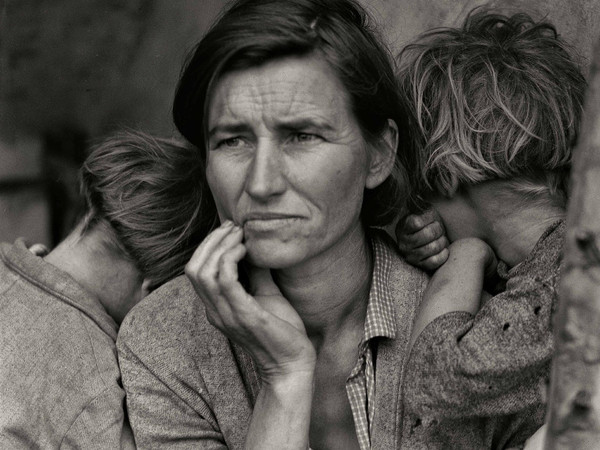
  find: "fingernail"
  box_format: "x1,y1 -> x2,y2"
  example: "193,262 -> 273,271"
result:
222,220 -> 233,227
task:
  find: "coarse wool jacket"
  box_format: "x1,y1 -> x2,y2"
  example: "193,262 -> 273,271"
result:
117,231 -> 429,449
401,221 -> 565,449
0,239 -> 134,449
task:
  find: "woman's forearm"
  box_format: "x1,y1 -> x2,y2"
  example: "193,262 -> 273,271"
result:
245,370 -> 314,450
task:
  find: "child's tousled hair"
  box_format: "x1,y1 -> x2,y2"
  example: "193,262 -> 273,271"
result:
397,9 -> 586,210
80,130 -> 218,290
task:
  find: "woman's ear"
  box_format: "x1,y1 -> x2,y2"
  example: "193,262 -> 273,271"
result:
365,119 -> 398,189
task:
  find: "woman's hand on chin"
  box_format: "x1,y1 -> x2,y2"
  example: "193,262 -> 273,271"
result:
185,220 -> 316,382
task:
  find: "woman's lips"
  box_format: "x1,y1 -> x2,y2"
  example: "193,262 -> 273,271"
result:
243,215 -> 304,232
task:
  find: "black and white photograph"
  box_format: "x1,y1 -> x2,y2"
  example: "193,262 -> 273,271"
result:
2,0 -> 600,448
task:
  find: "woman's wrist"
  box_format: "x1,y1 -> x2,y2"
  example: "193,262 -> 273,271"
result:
260,355 -> 317,390
265,369 -> 314,395
246,367 -> 314,450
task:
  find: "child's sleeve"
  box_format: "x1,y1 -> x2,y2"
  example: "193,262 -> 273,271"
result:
405,274 -> 556,418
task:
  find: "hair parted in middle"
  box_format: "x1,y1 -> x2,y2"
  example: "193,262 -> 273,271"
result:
173,0 -> 412,226
80,130 -> 218,290
397,9 -> 586,210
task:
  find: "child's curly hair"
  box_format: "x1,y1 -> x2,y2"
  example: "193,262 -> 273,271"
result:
398,9 -> 586,210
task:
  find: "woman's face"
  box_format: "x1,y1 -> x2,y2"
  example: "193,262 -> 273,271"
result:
206,55 -> 390,269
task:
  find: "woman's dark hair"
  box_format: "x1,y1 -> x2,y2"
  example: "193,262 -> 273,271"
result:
80,130 -> 218,290
173,0 -> 411,226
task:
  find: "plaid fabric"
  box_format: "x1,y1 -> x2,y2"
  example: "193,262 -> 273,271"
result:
346,234 -> 396,450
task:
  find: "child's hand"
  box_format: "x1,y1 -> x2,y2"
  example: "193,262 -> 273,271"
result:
20,238 -> 49,257
28,243 -> 50,257
396,209 -> 449,271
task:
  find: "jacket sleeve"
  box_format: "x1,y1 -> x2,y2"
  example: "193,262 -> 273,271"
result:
117,336 -> 228,450
60,385 -> 135,450
405,274 -> 556,419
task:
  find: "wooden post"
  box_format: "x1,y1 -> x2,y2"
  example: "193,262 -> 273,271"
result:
545,37 -> 600,450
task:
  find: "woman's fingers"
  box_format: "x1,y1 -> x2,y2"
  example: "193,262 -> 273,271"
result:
217,243 -> 251,307
202,226 -> 244,279
186,227 -> 315,376
186,220 -> 236,275
248,267 -> 281,296
213,242 -> 312,365
198,242 -> 248,332
187,223 -> 241,289
218,250 -> 308,345
184,221 -> 314,374
186,222 -> 245,327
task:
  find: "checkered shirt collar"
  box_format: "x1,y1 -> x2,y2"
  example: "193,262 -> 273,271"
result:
363,233 -> 397,342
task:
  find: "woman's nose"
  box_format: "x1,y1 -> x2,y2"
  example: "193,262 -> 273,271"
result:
244,140 -> 286,200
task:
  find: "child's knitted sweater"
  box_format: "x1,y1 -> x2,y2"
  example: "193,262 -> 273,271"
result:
401,221 -> 564,449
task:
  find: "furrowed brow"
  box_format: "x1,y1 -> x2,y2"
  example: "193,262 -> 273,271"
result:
208,123 -> 250,139
277,118 -> 335,133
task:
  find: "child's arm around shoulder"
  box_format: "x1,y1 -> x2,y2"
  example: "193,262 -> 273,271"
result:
409,238 -> 496,349
405,240 -> 556,418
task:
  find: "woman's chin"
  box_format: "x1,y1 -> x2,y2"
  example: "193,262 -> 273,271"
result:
244,241 -> 306,269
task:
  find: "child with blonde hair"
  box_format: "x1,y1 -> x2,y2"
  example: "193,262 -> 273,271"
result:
395,10 -> 586,449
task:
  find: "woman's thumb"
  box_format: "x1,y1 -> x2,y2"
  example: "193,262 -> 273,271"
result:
247,267 -> 281,296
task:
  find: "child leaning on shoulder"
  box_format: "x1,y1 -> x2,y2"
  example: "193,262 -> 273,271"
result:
395,9 -> 585,450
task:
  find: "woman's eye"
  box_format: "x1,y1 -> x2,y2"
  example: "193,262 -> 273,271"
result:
223,137 -> 242,147
215,137 -> 244,149
292,133 -> 319,143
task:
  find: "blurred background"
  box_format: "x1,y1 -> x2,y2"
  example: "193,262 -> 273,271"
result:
1,0 -> 599,247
